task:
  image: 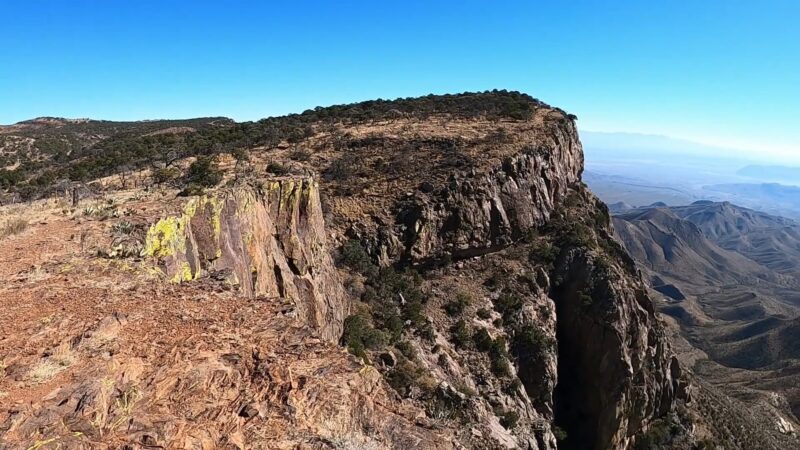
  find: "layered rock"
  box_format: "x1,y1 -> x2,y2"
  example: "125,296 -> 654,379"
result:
366,120 -> 584,266
142,178 -> 347,341
339,114 -> 682,449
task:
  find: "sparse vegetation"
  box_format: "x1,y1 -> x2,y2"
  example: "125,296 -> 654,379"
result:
449,319 -> 471,349
0,217 -> 27,239
444,292 -> 472,316
288,148 -> 311,161
476,307 -> 492,320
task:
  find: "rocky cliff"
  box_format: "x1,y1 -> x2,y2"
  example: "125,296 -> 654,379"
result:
0,92 -> 693,449
140,101 -> 683,449
142,178 -> 347,341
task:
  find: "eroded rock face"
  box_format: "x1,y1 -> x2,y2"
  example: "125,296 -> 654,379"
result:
552,246 -> 681,450
339,115 -> 682,448
138,115 -> 681,449
367,123 -> 584,266
143,178 -> 347,341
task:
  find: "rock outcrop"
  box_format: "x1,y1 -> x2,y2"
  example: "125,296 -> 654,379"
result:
143,178 -> 347,341
552,244 -> 681,449
333,114 -> 683,449
365,120 -> 584,266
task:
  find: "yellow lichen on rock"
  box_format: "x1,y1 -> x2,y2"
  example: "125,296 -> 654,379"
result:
170,261 -> 195,283
142,216 -> 187,258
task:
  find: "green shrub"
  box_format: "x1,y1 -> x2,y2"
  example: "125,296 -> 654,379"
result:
450,319 -> 471,349
186,156 -> 222,187
444,292 -> 471,316
339,240 -> 378,277
476,308 -> 492,320
499,410 -> 519,429
489,337 -> 512,377
395,340 -> 417,360
493,292 -> 523,316
504,378 -> 523,396
152,166 -> 181,186
513,327 -> 555,356
288,149 -> 311,161
266,161 -> 290,175
529,240 -> 559,269
341,314 -> 387,358
387,360 -> 423,396
473,328 -> 493,352
417,321 -> 436,342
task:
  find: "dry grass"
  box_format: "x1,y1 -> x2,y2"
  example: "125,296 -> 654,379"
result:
27,353 -> 75,383
0,217 -> 28,239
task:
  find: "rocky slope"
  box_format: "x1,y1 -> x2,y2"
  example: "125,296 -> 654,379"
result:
0,92 -> 764,449
613,202 -> 800,448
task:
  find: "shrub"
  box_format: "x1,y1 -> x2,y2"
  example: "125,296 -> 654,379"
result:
489,337 -> 511,377
417,321 -> 436,342
111,220 -> 137,235
504,378 -> 523,396
266,161 -> 290,175
0,217 -> 27,239
338,240 -> 378,277
444,292 -> 471,316
499,410 -> 519,429
395,340 -> 417,360
387,360 -> 422,397
529,240 -> 559,269
473,328 -> 493,352
326,155 -> 356,180
513,327 -> 555,356
476,308 -> 492,320
288,149 -> 311,161
186,156 -> 222,187
449,320 -> 471,349
493,292 -> 523,316
152,167 -> 181,187
341,314 -> 387,358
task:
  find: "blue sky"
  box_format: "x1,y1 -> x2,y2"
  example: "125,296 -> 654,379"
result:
1,1 -> 798,160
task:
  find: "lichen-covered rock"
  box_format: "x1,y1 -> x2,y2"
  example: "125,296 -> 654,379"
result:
143,178 -> 347,341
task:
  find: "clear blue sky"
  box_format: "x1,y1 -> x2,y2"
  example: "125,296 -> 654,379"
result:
1,1 -> 798,159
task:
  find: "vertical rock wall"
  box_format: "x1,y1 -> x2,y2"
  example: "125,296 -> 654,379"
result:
143,178 -> 347,341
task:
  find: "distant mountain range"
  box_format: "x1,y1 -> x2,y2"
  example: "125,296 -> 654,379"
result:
612,200 -> 800,419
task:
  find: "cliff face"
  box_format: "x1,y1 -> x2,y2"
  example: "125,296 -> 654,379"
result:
141,110 -> 680,448
548,204 -> 683,449
334,114 -> 681,449
143,178 -> 347,341
139,111 -> 683,449
0,94 -> 688,449
372,125 -> 583,265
